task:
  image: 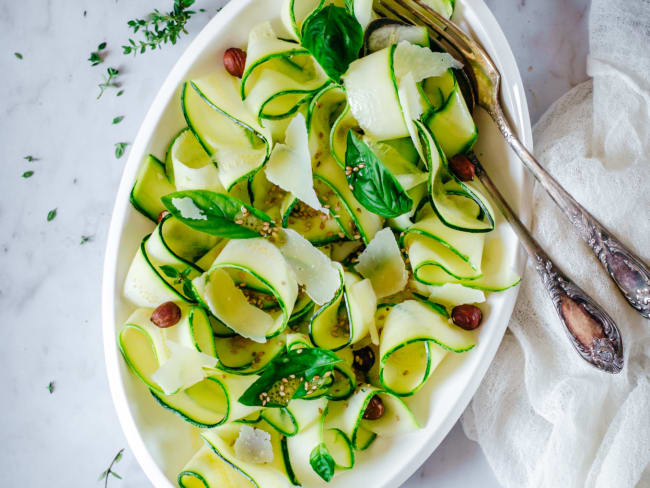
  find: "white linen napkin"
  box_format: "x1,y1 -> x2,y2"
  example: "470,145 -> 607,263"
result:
461,0 -> 650,486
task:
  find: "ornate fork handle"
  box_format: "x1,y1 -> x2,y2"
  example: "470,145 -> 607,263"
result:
493,107 -> 650,319
471,154 -> 624,373
533,251 -> 623,373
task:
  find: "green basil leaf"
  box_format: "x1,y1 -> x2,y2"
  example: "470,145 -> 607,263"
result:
159,265 -> 180,278
310,443 -> 336,482
301,5 -> 363,82
161,190 -> 273,239
238,348 -> 342,407
345,132 -> 413,218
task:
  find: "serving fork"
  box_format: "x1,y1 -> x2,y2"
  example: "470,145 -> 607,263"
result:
371,0 -> 650,372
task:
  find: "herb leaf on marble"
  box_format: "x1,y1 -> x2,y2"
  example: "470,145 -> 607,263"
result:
115,142 -> 128,159
89,42 -> 107,66
47,209 -> 57,222
22,171 -> 34,178
112,116 -> 124,125
122,0 -> 197,56
14,52 -> 23,59
98,67 -> 120,99
98,449 -> 125,487
24,155 -> 37,162
47,381 -> 55,394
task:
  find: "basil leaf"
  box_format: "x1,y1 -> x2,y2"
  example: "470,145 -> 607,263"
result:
161,190 -> 273,239
238,348 -> 342,407
345,132 -> 413,218
310,443 -> 336,482
159,265 -> 180,278
301,5 -> 363,82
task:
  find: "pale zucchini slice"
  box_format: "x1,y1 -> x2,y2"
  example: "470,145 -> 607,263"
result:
365,20 -> 429,53
402,213 -> 485,285
119,308 -> 171,394
281,0 -> 325,41
215,334 -> 287,375
323,428 -> 354,469
381,299 -> 475,353
241,22 -> 310,100
245,58 -> 329,121
161,305 -> 217,357
378,300 -> 462,395
422,69 -> 477,157
179,445 -> 252,488
152,372 -> 260,428
183,71 -> 271,190
262,397 -> 327,436
201,422 -> 294,488
144,231 -> 202,301
123,238 -> 191,308
130,154 -> 175,222
313,157 -> 383,244
193,239 -> 298,341
344,45 -> 406,141
157,213 -> 220,266
328,385 -> 418,449
309,270 -> 374,351
166,128 -> 225,192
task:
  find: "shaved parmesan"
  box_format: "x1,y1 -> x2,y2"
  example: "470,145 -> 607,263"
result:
427,283 -> 486,307
265,114 -> 327,213
196,269 -> 274,343
234,425 -> 274,464
393,41 -> 462,83
355,228 -> 408,298
151,340 -> 217,395
277,229 -> 340,305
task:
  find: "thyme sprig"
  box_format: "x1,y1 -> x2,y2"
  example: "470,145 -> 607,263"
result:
98,67 -> 120,99
122,0 -> 196,56
98,449 -> 124,487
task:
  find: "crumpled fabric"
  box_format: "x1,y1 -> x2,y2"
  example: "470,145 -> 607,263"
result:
461,0 -> 650,486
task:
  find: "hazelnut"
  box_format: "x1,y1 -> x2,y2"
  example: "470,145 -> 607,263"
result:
451,304 -> 483,330
362,395 -> 385,420
151,301 -> 182,328
353,346 -> 375,372
223,47 -> 246,78
448,154 -> 476,182
157,210 -> 170,224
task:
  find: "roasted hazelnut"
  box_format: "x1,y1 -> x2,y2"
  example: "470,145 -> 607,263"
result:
362,395 -> 385,420
151,301 -> 182,328
448,154 -> 476,182
157,210 -> 170,224
451,304 -> 483,330
223,47 -> 247,78
353,346 -> 375,372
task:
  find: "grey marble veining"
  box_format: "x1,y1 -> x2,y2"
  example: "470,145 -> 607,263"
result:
0,1 -> 589,486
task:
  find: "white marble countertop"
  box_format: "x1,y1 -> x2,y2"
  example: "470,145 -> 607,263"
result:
0,0 -> 589,486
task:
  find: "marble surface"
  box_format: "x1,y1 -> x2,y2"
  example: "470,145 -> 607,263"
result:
0,0 -> 589,486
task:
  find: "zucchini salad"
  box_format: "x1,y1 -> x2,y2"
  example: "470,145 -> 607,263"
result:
119,0 -> 519,486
